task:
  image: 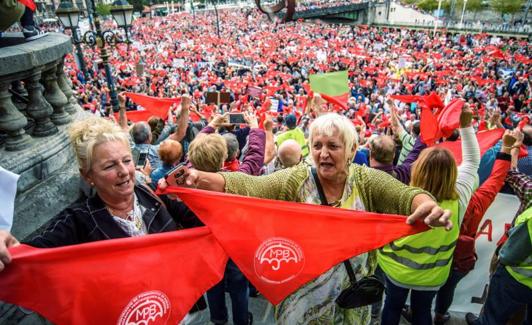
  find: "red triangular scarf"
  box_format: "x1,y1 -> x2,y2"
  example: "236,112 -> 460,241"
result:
113,93 -> 181,123
420,106 -> 441,146
437,99 -> 464,138
320,93 -> 349,111
423,92 -> 444,111
223,159 -> 240,172
160,187 -> 429,305
0,228 -> 227,325
18,0 -> 36,11
438,128 -> 504,165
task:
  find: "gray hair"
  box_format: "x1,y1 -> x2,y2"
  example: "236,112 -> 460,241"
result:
130,122 -> 151,144
309,113 -> 358,161
223,133 -> 239,161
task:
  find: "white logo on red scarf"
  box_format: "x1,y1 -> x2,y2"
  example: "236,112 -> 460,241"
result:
118,290 -> 171,325
254,237 -> 305,284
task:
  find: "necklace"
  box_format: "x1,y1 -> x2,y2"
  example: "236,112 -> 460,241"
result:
106,197 -> 143,231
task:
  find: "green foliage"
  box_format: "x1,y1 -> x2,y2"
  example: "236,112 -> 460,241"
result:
416,0 -> 440,11
403,0 -> 418,4
466,0 -> 483,12
490,0 -> 525,15
130,0 -> 147,12
95,2 -> 111,16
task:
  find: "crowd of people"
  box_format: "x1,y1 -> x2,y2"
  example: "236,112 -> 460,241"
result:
1,4 -> 531,325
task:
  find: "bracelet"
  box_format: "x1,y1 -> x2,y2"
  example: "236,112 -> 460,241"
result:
502,145 -> 521,150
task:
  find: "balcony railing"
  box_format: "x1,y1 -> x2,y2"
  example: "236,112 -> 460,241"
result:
0,32 -> 85,240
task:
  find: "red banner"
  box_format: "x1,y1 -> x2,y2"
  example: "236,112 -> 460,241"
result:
438,128 -> 504,165
0,227 -> 227,325
113,92 -> 181,123
161,187 -> 429,305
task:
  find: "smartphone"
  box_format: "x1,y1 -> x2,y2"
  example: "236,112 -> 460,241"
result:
164,163 -> 188,187
136,152 -> 148,168
229,113 -> 247,124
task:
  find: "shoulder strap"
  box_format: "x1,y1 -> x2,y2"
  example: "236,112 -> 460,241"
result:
311,167 -> 358,285
311,167 -> 328,206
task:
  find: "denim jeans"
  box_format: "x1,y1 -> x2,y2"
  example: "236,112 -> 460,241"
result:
20,6 -> 33,27
475,265 -> 532,325
207,259 -> 249,325
381,274 -> 437,325
434,269 -> 469,315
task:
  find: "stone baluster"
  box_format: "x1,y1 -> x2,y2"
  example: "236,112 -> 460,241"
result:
0,81 -> 32,151
42,63 -> 71,125
56,58 -> 77,115
25,69 -> 58,137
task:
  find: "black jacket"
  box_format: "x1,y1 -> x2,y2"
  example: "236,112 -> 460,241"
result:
25,185 -> 201,248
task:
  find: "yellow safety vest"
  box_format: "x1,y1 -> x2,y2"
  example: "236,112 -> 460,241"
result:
505,207 -> 532,289
377,199 -> 460,288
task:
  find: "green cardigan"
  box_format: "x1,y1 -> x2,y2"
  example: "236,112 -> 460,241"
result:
221,163 -> 427,216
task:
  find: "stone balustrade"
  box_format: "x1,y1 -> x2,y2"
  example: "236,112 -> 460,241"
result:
0,33 -> 85,240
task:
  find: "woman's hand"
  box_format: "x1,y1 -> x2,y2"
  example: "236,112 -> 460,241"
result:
118,93 -> 127,110
208,113 -> 228,129
0,230 -> 19,272
407,196 -> 453,230
244,111 -> 259,128
460,103 -> 473,128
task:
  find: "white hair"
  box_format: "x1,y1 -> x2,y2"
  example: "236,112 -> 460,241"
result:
309,113 -> 358,160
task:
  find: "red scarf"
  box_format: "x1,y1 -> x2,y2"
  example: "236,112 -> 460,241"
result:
160,187 -> 429,305
0,228 -> 227,325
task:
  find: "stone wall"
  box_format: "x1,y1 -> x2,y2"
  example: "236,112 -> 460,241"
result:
0,32 -> 85,240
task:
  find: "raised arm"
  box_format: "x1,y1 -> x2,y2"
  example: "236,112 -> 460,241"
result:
460,131 -> 518,236
169,96 -> 191,142
263,116 -> 276,164
118,94 -> 129,131
237,112 -> 265,176
455,105 -> 481,218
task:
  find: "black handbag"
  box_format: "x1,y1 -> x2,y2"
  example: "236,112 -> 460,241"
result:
311,168 -> 385,309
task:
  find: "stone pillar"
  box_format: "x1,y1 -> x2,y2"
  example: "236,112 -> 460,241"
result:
0,81 -> 32,151
56,58 -> 77,115
42,64 -> 71,125
25,69 -> 58,137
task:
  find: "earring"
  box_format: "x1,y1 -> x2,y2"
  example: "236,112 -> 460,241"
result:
90,182 -> 95,186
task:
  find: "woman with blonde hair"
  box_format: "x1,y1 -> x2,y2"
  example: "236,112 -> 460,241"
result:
0,116 -> 196,255
378,105 -> 481,325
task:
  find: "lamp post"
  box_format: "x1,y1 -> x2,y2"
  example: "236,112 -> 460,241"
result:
110,0 -> 134,44
459,0 -> 468,28
212,0 -> 220,38
433,0 -> 443,36
56,0 -> 134,112
55,0 -> 88,79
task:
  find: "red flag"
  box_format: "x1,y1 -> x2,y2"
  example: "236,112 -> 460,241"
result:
420,106 -> 441,146
437,99 -> 465,138
113,93 -> 181,123
438,128 -> 504,165
160,187 -> 429,305
18,0 -> 36,11
389,94 -> 421,104
320,93 -> 349,111
0,228 -> 227,325
423,92 -> 444,111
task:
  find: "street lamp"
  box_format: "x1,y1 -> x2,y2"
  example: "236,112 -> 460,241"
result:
56,0 -> 134,112
110,0 -> 134,43
211,0 -> 220,38
55,1 -> 88,79
460,0 -> 468,28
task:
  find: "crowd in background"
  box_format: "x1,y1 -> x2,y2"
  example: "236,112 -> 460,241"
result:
3,5 -> 531,325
